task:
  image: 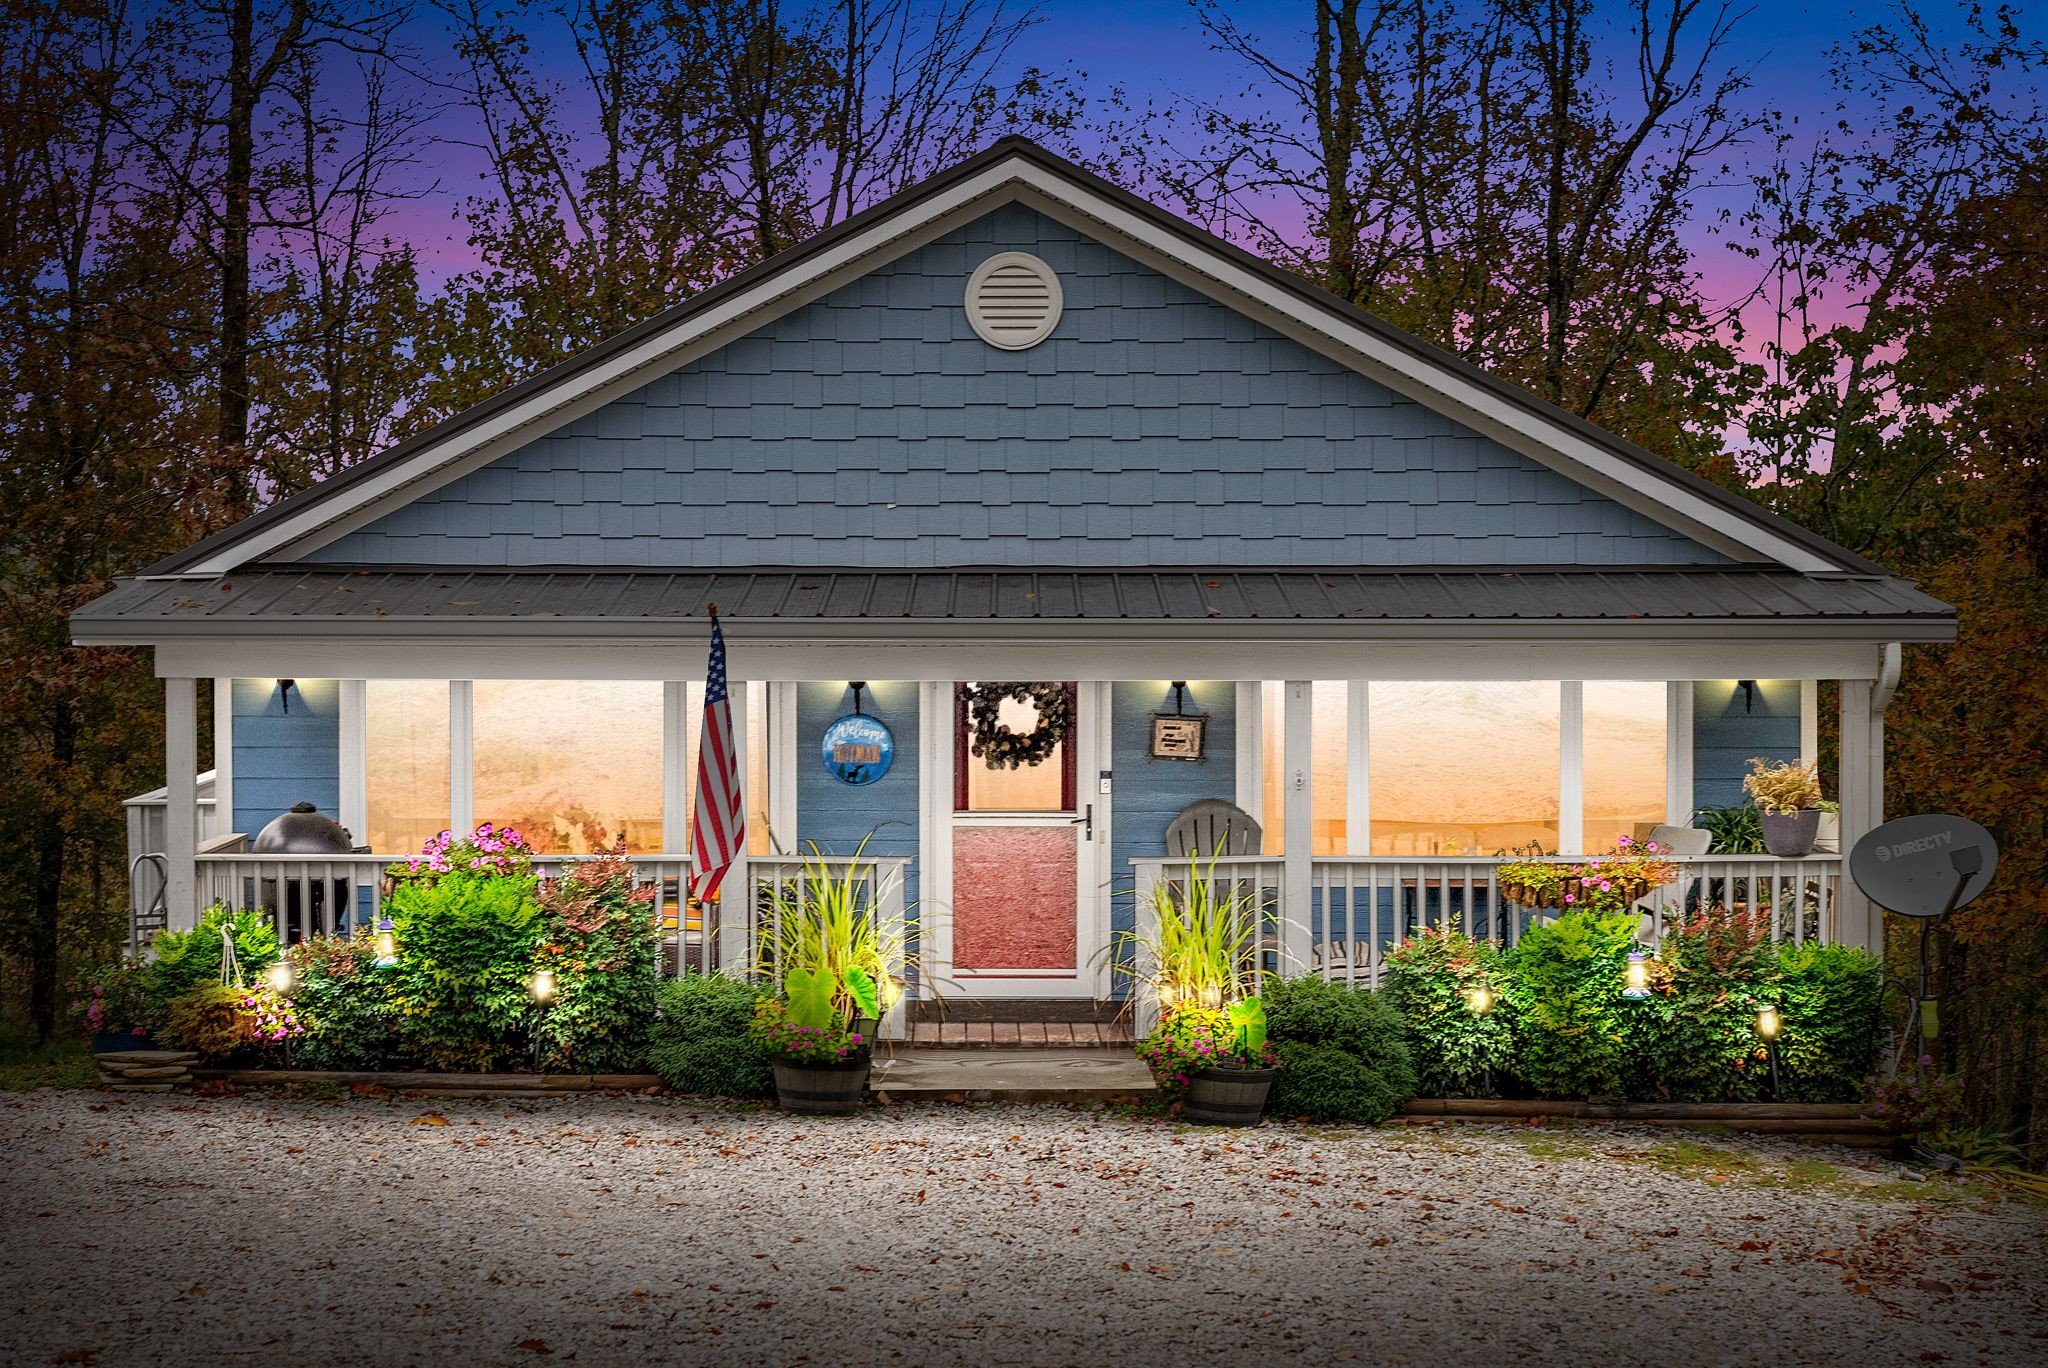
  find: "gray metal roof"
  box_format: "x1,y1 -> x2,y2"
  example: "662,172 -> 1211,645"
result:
71,567 -> 1956,639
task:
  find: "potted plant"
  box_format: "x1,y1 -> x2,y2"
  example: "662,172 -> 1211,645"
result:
1496,837 -> 1677,912
80,959 -> 156,1053
1744,758 -> 1824,856
1814,799 -> 1842,854
1126,856 -> 1280,1124
751,842 -> 907,1114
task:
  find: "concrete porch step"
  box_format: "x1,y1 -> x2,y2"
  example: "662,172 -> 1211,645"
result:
902,1020 -> 1134,1048
872,1047 -> 1155,1104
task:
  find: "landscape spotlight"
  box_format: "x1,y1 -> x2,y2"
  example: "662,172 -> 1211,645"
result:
1623,951 -> 1650,999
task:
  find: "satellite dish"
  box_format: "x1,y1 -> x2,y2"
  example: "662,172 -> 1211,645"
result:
1849,814 -> 1998,918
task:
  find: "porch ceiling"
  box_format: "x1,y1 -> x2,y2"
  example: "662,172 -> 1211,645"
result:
73,566 -> 1955,642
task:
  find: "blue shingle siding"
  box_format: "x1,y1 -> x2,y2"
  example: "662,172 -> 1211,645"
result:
306,205 -> 1727,570
1692,679 -> 1802,813
1107,681 -> 1237,998
231,677 -> 341,838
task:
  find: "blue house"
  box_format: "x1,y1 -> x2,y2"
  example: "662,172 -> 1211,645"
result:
77,140 -> 1954,1034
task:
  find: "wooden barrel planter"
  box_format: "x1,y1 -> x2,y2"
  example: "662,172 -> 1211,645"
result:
772,1059 -> 870,1115
1500,876 -> 1656,908
1183,1066 -> 1275,1127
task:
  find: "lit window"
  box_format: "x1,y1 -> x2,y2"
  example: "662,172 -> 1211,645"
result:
365,681 -> 449,855
1261,681 -> 1349,855
1370,682 -> 1560,856
473,681 -> 663,853
1582,681 -> 1667,853
960,684 -> 1070,812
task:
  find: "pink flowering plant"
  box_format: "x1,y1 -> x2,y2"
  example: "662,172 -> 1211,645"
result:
77,959 -> 154,1040
1496,835 -> 1677,913
749,997 -> 865,1065
389,822 -> 537,882
1865,1061 -> 1969,1136
1136,1002 -> 1278,1103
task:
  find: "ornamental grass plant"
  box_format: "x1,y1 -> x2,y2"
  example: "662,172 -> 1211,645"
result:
1123,853 -> 1267,1008
752,837 -> 908,1041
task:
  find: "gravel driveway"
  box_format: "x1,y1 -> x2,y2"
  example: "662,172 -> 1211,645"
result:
4,1088 -> 2044,1368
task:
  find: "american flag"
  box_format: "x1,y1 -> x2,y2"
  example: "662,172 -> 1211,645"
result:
688,607 -> 744,908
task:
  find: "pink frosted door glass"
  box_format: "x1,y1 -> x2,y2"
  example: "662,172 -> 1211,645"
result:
952,825 -> 1078,970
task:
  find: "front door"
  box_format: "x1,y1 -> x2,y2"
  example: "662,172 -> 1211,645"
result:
949,683 -> 1100,998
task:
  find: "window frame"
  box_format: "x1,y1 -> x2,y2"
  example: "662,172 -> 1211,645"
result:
1243,680 -> 1691,858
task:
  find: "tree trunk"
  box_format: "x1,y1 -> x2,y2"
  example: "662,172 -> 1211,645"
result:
29,702 -> 77,1044
219,0 -> 255,514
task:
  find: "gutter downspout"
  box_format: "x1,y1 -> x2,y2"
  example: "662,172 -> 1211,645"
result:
1873,641 -> 1903,713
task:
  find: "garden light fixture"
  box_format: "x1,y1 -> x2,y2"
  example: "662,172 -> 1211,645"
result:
1756,1003 -> 1784,1100
374,918 -> 397,967
267,960 -> 294,994
1464,985 -> 1494,1016
1623,951 -> 1650,999
529,969 -> 557,1005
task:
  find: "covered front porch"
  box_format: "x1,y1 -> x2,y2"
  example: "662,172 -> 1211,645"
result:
116,593 -> 1911,1038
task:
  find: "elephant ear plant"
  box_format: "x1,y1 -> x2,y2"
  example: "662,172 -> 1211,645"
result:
748,839 -> 912,1111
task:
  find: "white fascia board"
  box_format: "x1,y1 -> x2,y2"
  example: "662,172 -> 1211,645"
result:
1003,170 -> 1838,572
186,167 -> 1027,573
143,633 -> 1893,686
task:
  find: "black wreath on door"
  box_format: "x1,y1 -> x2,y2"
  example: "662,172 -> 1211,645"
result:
964,682 -> 1074,769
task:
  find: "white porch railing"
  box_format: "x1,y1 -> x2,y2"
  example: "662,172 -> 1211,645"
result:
192,849 -> 705,974
1129,853 -> 1847,992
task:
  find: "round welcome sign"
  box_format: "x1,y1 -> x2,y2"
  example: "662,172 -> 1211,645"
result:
821,713 -> 894,786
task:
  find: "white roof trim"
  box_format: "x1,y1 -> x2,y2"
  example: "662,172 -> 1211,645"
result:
190,149 -> 1835,575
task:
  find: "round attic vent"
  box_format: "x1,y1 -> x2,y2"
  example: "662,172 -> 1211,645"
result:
964,251 -> 1063,350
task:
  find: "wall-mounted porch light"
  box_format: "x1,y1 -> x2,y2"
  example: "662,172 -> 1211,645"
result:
1623,951 -> 1650,999
278,678 -> 298,714
1737,679 -> 1757,713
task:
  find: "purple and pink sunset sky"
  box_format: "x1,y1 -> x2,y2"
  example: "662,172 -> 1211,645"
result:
361,0 -> 1995,338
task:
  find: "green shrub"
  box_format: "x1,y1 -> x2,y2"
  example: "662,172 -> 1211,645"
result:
533,848 -> 662,1073
1261,976 -> 1415,1123
647,973 -> 773,1098
142,906 -> 281,1020
1627,904 -> 1777,1102
1502,910 -> 1637,1098
284,931 -> 395,1070
1774,941 -> 1884,1101
1381,930 -> 1509,1096
385,829 -> 543,1071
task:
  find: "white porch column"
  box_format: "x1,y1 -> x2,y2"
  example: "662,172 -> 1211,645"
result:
163,677 -> 201,930
715,681 -> 752,972
1837,678 -> 1882,951
1280,680 -> 1313,972
917,680 -> 956,998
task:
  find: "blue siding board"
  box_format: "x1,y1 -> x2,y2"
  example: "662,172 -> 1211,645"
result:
1107,681 -> 1238,999
794,682 -> 923,980
1692,679 -> 1803,813
307,203 -> 1729,570
231,677 -> 342,838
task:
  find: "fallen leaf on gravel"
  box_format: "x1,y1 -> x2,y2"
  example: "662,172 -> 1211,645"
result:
49,1350 -> 96,1365
1652,1286 -> 1678,1293
413,1115 -> 449,1127
516,1339 -> 552,1354
1915,1279 -> 1954,1294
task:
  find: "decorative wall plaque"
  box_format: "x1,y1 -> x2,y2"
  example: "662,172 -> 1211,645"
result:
1149,682 -> 1208,761
821,682 -> 894,785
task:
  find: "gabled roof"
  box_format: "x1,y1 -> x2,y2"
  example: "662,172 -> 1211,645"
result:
145,137 -> 1884,578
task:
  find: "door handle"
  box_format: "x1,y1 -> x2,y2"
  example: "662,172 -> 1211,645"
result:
1070,803 -> 1093,840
